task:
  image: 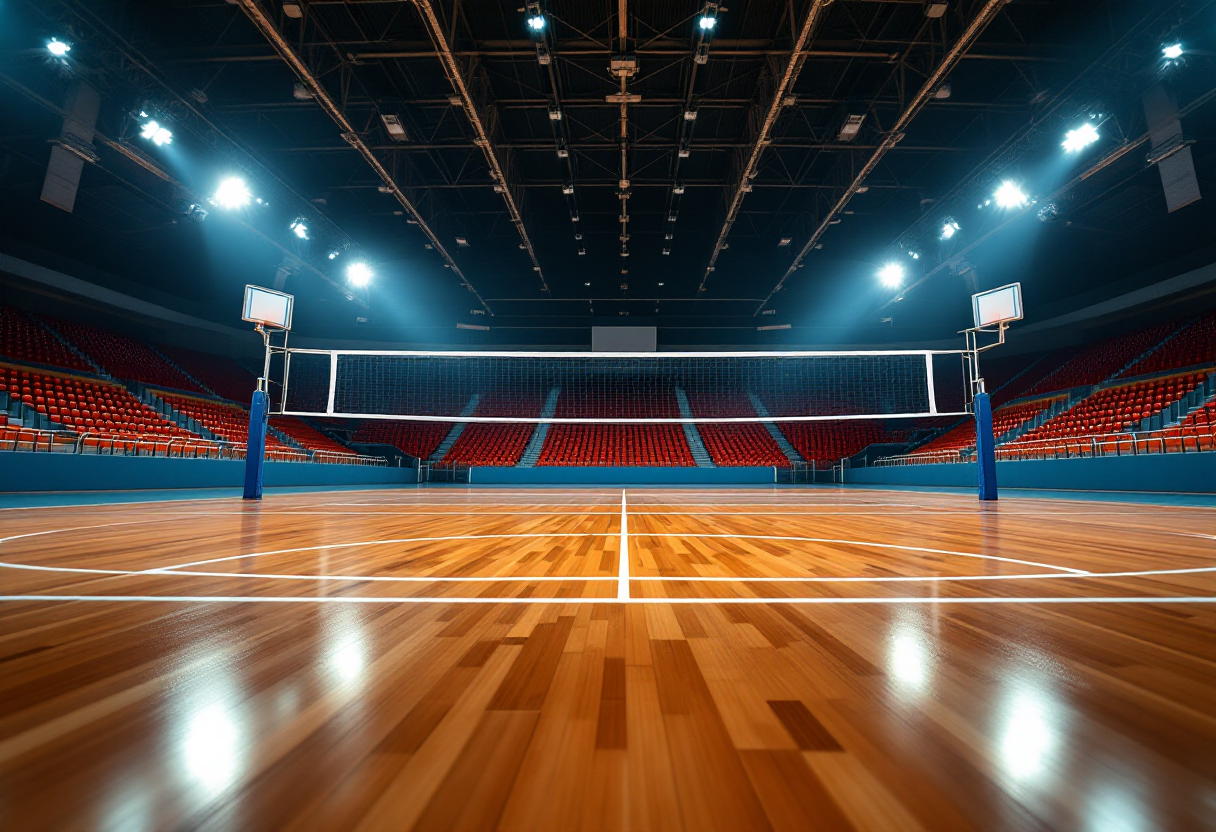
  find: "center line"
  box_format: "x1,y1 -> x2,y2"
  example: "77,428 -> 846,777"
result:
618,489 -> 629,600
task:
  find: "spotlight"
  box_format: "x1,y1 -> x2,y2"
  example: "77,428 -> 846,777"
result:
1062,122 -> 1099,153
940,219 -> 960,240
878,263 -> 905,288
139,120 -> 173,146
347,262 -> 372,287
1163,43 -> 1183,60
993,181 -> 1028,209
327,250 -> 340,260
908,250 -> 920,260
289,218 -> 309,240
699,15 -> 717,30
527,14 -> 545,31
47,38 -> 71,57
212,177 -> 252,210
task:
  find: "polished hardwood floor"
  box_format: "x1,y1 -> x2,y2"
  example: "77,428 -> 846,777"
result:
1,487 -> 1214,830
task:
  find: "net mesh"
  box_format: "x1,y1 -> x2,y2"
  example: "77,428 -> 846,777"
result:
280,351 -> 967,422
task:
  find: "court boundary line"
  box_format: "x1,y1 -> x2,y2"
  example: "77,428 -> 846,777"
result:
618,490 -> 629,600
2,595 -> 1213,606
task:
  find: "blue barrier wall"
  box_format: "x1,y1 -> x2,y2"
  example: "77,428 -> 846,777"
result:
470,466 -> 777,485
0,451 -> 416,493
847,453 -> 1216,493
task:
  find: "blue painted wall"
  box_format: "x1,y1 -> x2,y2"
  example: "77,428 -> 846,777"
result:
470,466 -> 777,485
847,453 -> 1216,493
0,451 -> 415,492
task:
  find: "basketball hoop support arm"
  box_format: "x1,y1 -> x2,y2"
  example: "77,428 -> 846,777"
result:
961,320 -> 1008,400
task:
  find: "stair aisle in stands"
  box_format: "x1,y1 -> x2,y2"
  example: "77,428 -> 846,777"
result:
674,388 -> 714,467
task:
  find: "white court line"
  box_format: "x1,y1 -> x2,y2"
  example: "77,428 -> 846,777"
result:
619,489 -> 629,600
140,533 -> 1084,575
137,533 -> 619,574
24,565 -> 1212,585
1,595 -> 1213,606
0,529 -> 1098,577
628,534 -> 1089,574
156,571 -> 618,582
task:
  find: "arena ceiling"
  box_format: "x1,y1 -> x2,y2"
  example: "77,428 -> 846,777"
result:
2,0 -> 1215,347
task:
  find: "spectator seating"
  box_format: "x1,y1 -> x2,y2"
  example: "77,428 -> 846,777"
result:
1121,312 -> 1216,377
1160,398 -> 1216,451
353,420 -> 451,460
159,393 -> 290,453
988,350 -> 1079,405
157,344 -> 258,402
1,305 -> 93,372
697,424 -> 790,466
445,424 -> 535,466
269,416 -> 354,455
684,391 -> 788,467
779,421 -> 894,462
540,390 -> 692,466
46,317 -> 205,392
1,366 -> 191,440
1024,322 -> 1176,395
1014,373 -> 1207,443
442,393 -> 543,466
538,424 -> 694,466
916,398 -> 1058,453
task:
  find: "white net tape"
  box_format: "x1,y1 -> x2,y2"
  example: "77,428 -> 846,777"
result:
278,350 -> 968,423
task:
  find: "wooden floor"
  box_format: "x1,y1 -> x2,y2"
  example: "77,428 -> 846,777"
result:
1,487 -> 1214,831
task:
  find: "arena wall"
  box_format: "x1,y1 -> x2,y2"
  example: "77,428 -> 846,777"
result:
847,454 -> 1216,493
0,452 -> 415,493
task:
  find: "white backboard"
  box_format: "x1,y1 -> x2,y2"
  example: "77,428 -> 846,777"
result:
972,283 -> 1023,328
242,285 -> 293,330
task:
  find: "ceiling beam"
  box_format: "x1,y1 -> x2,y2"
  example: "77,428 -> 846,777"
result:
276,142 -> 967,153
756,0 -> 1011,314
411,0 -> 549,294
231,0 -> 491,312
700,0 -> 833,294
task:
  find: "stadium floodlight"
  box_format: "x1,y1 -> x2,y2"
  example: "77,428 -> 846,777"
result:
699,14 -> 717,30
347,262 -> 373,287
878,263 -> 905,288
327,250 -> 340,260
47,38 -> 71,57
1062,122 -> 1099,153
940,218 -> 960,240
993,180 -> 1029,209
139,120 -> 173,146
1163,43 -> 1183,60
289,218 -> 309,240
212,177 -> 252,210
527,14 -> 545,31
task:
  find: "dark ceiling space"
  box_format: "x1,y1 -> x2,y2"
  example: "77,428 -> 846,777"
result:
1,0 -> 1214,347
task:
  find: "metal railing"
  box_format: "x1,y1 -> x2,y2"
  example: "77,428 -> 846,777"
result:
873,425 -> 1215,466
0,427 -> 385,466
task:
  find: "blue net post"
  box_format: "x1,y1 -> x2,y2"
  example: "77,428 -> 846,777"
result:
974,391 -> 998,501
243,382 -> 269,500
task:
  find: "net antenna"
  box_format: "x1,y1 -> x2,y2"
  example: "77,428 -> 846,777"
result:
961,282 -> 1023,503
240,285 -> 294,500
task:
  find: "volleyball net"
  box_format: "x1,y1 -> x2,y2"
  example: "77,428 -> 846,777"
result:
275,350 -> 969,423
